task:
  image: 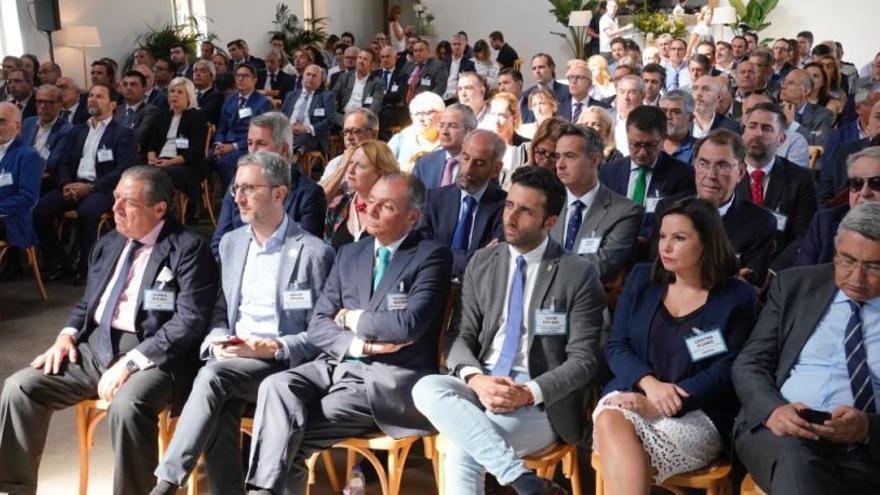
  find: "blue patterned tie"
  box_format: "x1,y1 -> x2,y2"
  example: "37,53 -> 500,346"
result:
373,247 -> 391,291
95,241 -> 143,367
572,102 -> 583,123
493,255 -> 526,377
451,195 -> 477,251
845,301 -> 876,413
564,200 -> 585,252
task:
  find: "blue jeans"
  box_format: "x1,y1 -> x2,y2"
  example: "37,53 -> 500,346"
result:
412,373 -> 556,495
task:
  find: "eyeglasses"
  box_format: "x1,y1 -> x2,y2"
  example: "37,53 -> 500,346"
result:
835,254 -> 880,277
533,148 -> 560,161
35,99 -> 59,105
566,75 -> 591,83
696,161 -> 737,175
629,140 -> 662,152
342,128 -> 371,137
234,73 -> 253,79
229,183 -> 275,197
412,111 -> 437,118
848,175 -> 880,192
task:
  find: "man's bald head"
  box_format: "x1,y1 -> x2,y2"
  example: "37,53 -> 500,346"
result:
0,102 -> 23,145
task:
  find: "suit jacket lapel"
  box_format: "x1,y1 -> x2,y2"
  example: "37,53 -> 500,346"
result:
487,246 -> 511,336
527,240 -> 563,343
550,201 -> 568,241
370,233 -> 418,309
136,223 -> 173,311
355,239 -> 374,308
87,234 -> 128,324
580,186 -> 611,240
226,231 -> 249,327
277,222 -> 304,314
763,158 -> 785,209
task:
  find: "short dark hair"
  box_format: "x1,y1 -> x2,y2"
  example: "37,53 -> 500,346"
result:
120,165 -> 176,220
473,39 -> 490,56
797,31 -> 814,43
270,33 -> 285,42
235,62 -> 258,78
651,197 -> 737,290
811,44 -> 833,58
750,49 -> 772,67
227,39 -> 246,50
510,166 -> 566,219
626,105 -> 667,137
341,31 -> 355,42
610,37 -> 627,49
122,70 -> 147,86
731,35 -> 746,46
744,32 -> 759,43
90,59 -> 116,79
744,101 -> 787,133
694,129 -> 746,165
498,67 -> 523,83
642,63 -> 667,85
689,54 -> 711,71
171,43 -> 189,54
624,39 -> 641,53
531,53 -> 556,70
557,122 -> 604,156
489,31 -> 504,42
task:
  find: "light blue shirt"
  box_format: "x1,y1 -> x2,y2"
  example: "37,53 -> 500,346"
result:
234,216 -> 289,339
781,290 -> 880,412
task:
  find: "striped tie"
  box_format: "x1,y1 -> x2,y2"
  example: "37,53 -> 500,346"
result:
845,301 -> 876,413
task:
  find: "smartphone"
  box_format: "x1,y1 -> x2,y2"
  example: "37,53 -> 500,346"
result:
799,408 -> 831,424
217,335 -> 244,346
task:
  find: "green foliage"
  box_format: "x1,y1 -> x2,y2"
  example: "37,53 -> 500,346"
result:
728,0 -> 780,34
268,3 -> 328,53
123,17 -> 215,72
547,0 -> 599,59
633,6 -> 687,39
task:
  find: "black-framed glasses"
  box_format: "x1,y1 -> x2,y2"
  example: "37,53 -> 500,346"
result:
533,148 -> 560,161
848,175 -> 880,192
229,183 -> 275,197
342,128 -> 371,137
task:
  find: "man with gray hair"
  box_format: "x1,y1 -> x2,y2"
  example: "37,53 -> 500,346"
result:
691,75 -> 742,138
20,84 -> 73,177
660,89 -> 697,164
611,74 -> 644,155
319,107 -> 379,182
191,59 -> 223,125
418,128 -> 508,276
780,68 -> 834,146
0,102 -> 42,249
413,103 -> 478,188
443,33 -> 477,100
822,81 -> 880,169
734,199 -> 880,495
1,165 -> 217,495
150,151 -> 334,495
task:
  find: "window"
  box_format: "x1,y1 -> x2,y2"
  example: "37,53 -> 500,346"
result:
0,0 -> 24,57
171,0 -> 208,39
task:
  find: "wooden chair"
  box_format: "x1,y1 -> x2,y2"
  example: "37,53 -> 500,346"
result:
301,150 -> 327,181
57,211 -> 114,240
179,124 -> 217,227
740,474 -> 767,495
272,98 -> 283,110
591,451 -> 731,495
808,145 -> 824,170
329,133 -> 343,158
0,241 -> 48,301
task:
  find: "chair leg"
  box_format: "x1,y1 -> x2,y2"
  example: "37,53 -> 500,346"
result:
25,247 -> 48,301
178,192 -> 188,225
76,404 -> 90,495
201,180 -> 217,228
423,436 -> 440,490
566,449 -> 583,495
321,449 -> 342,492
345,448 -> 357,485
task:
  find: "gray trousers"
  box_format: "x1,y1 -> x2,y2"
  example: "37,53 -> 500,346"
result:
246,359 -> 379,495
0,341 -> 173,495
154,357 -> 286,494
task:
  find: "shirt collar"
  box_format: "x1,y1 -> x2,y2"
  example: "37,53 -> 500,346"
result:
508,235 -> 549,265
88,114 -> 113,129
0,139 -> 13,154
746,157 -> 775,176
38,117 -> 58,130
126,100 -> 144,112
247,215 -> 289,253
238,91 -> 253,100
460,181 -> 489,203
717,192 -> 735,217
566,182 -> 600,210
833,289 -> 880,311
374,231 -> 410,259
630,157 -> 658,171
134,220 -> 165,247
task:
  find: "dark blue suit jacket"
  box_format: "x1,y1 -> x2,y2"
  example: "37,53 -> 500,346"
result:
213,91 -> 272,151
556,94 -> 610,122
58,120 -> 137,194
280,89 -> 336,156
417,183 -> 506,276
20,116 -> 73,173
794,203 -> 848,267
818,137 -> 872,203
0,139 -> 41,247
599,152 -> 696,237
210,168 -> 327,255
818,120 -> 861,172
412,149 -> 447,189
710,113 -> 742,134
604,263 -> 757,440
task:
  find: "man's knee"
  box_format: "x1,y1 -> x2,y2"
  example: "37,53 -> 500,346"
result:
2,368 -> 44,405
411,374 -> 454,406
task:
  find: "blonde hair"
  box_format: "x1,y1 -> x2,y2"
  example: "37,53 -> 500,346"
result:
587,55 -> 612,86
577,106 -> 616,156
168,77 -> 198,110
490,91 -> 522,129
320,140 -> 400,198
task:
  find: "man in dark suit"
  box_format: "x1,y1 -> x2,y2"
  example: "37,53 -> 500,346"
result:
558,60 -> 610,123
281,64 -> 336,157
34,83 -> 137,282
334,49 -> 384,127
376,45 -> 409,138
5,69 -> 36,120
256,50 -> 294,102
211,112 -> 327,254
413,165 -> 604,495
90,60 -> 124,104
522,54 -> 570,123
413,104 -> 477,189
770,39 -> 795,83
400,39 -> 449,103
170,43 -> 194,80
692,75 -> 742,137
20,84 -> 72,177
192,60 -> 224,126
115,71 -> 162,162
820,86 -> 880,173
442,34 -> 477,101
56,77 -> 89,126
552,123 -> 641,283
819,126 -> 879,204
489,31 -> 519,70
329,46 -> 358,93
780,69 -> 834,146
599,105 -> 695,238
134,64 -> 168,111
418,129 -> 506,277
732,201 -> 880,494
0,166 -> 217,495
0,103 -> 42,249
226,39 -> 265,72
244,173 -> 452,494
210,63 -> 272,188
796,146 -> 880,266
735,102 -> 818,271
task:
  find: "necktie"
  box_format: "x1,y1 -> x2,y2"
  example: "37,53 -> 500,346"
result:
572,102 -> 584,123
124,108 -> 135,127
196,90 -> 203,104
383,69 -> 392,91
373,247 -> 391,291
294,92 -> 310,124
61,109 -> 71,122
632,167 -> 648,206
441,158 -> 458,187
270,73 -> 277,88
452,195 -> 477,251
15,101 -> 23,111
845,301 -> 876,413
493,255 -> 526,376
406,63 -> 424,104
95,240 -> 143,367
750,169 -> 765,206
672,70 -> 680,90
565,200 -> 586,252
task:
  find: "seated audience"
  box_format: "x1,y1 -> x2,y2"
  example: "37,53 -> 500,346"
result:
771,38 -> 795,83
149,151 -> 334,495
743,92 -> 810,168
780,68 -> 835,146
579,105 -> 624,163
662,38 -> 690,91
528,117 -> 566,172
192,59 -> 224,126
804,61 -> 844,118
456,72 -> 491,126
399,39 -> 449,102
587,55 -> 616,101
321,108 -> 380,182
56,76 -> 89,125
36,61 -> 61,86
413,165 -> 604,495
517,87 -> 558,141
375,45 -> 408,138
442,33 -> 477,101
819,100 -> 880,203
660,90 -> 698,165
412,104 -> 477,189
334,48 -> 384,126
256,50 -> 293,101
559,60 -> 609,124
733,201 -> 880,495
5,69 -> 36,120
691,75 -> 741,138
641,63 -> 666,106
610,75 -> 646,156
0,103 -> 41,249
822,82 -> 880,168
115,70 -> 162,162
134,64 -> 168,111
522,53 -> 569,124
387,91 -> 444,171
20,84 -> 72,178
488,91 -> 530,189
0,166 -> 217,495
226,39 -> 265,72
595,197 -> 756,491
280,63 -> 335,160
170,43 -> 193,79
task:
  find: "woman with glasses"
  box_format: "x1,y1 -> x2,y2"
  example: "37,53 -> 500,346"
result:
324,140 -> 399,249
527,117 -> 566,174
517,87 -> 558,140
388,91 -> 445,171
579,105 -> 624,163
594,197 -> 757,493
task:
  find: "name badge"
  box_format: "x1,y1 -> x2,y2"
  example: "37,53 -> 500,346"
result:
143,289 -> 175,311
771,210 -> 788,231
238,107 -> 253,119
39,147 -> 51,160
282,289 -> 312,310
645,196 -> 662,214
364,96 -> 374,105
175,137 -> 190,149
685,326 -> 728,362
534,310 -> 568,335
420,77 -> 432,86
97,148 -> 114,162
577,236 -> 602,255
391,83 -> 399,92
0,172 -> 12,187
313,107 -> 326,117
386,293 -> 408,310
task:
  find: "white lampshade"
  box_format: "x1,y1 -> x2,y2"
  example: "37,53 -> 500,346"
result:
59,26 -> 102,47
568,10 -> 593,27
712,7 -> 737,25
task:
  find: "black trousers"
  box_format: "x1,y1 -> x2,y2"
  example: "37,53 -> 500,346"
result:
33,188 -> 113,271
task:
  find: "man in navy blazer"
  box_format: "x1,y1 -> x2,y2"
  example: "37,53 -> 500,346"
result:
0,103 -> 41,249
34,84 -> 137,282
211,113 -> 327,254
256,51 -> 294,101
557,60 -> 609,123
210,63 -> 272,188
418,129 -> 506,277
19,85 -> 72,177
521,54 -> 570,124
244,173 -> 452,494
281,64 -> 336,159
413,104 -> 477,189
599,106 -> 695,238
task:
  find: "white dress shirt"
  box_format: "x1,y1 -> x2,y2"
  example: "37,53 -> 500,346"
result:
159,114 -> 182,158
33,118 -> 57,161
444,57 -> 463,99
344,74 -> 369,112
77,115 -> 113,182
564,183 -> 600,245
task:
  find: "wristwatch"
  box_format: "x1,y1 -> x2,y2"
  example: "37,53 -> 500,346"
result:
124,358 -> 139,373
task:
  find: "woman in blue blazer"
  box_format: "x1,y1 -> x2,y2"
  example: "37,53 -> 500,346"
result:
593,198 -> 757,493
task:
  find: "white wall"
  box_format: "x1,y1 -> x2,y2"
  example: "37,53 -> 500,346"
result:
316,0 -> 384,48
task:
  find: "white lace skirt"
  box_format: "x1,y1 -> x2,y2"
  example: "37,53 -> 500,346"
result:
592,391 -> 723,483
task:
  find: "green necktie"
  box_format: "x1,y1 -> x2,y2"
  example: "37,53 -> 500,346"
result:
632,167 -> 648,206
373,247 -> 391,291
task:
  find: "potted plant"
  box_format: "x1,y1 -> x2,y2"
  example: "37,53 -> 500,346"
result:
268,3 -> 328,53
727,0 -> 780,37
547,0 -> 599,60
633,5 -> 687,41
124,17 -> 213,72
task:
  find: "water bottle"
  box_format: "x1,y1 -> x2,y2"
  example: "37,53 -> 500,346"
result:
343,465 -> 366,495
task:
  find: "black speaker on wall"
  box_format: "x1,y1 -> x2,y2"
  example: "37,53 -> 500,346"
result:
35,0 -> 61,32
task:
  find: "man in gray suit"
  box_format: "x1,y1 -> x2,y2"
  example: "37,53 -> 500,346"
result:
780,69 -> 834,146
115,70 -> 161,161
244,173 -> 452,495
150,151 -> 335,495
334,48 -> 384,126
400,39 -> 448,102
551,123 -> 642,283
733,202 -> 880,494
413,166 -> 606,495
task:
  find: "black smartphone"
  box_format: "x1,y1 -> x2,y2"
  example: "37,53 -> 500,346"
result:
799,408 -> 831,424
